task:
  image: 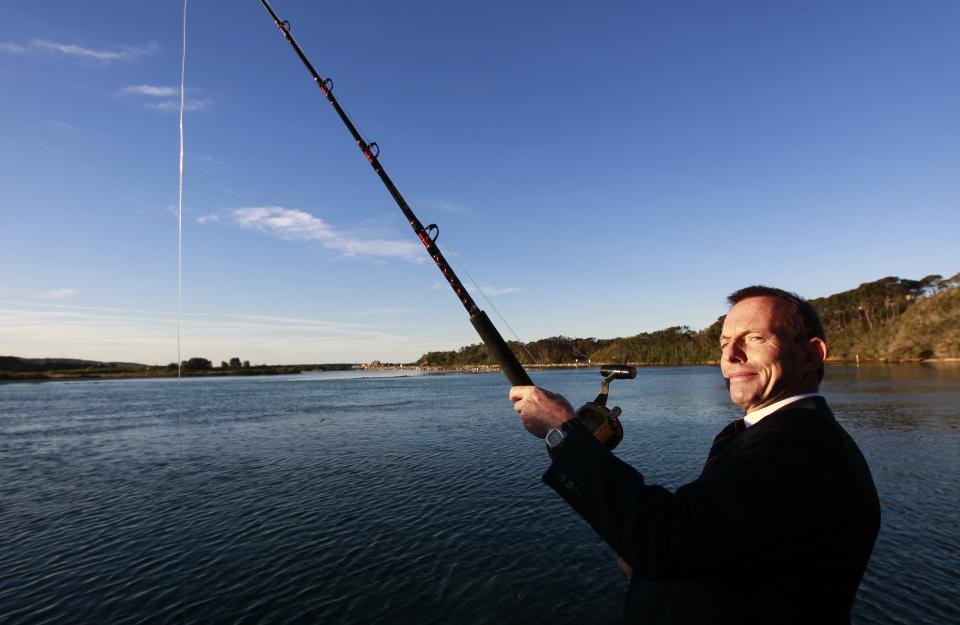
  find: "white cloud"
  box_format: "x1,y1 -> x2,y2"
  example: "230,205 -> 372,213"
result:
231,206 -> 422,262
144,98 -> 210,112
30,39 -> 157,62
425,198 -> 471,215
40,288 -> 79,299
196,154 -> 224,166
0,42 -> 28,54
352,307 -> 410,316
120,84 -> 178,97
433,282 -> 520,296
118,84 -> 210,113
196,214 -> 219,224
471,285 -> 521,296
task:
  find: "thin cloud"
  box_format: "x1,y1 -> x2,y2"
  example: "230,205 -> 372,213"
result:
469,285 -> 521,296
196,154 -> 225,166
432,282 -> 520,296
144,98 -> 210,112
46,120 -> 78,135
40,288 -> 79,299
0,303 -> 414,364
351,307 -> 410,316
425,198 -> 471,215
0,42 -> 27,54
30,39 -> 157,62
119,84 -> 210,113
119,84 -> 178,97
196,214 -> 219,224
232,206 -> 422,262
0,300 -> 370,332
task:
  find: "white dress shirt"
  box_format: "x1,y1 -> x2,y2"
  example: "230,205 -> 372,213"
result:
743,393 -> 823,428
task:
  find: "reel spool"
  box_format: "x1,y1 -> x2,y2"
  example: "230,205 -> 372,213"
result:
577,364 -> 637,451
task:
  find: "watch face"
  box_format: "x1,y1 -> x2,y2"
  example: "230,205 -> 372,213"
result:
546,427 -> 566,448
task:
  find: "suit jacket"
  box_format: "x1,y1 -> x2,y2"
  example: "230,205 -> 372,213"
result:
544,397 -> 880,625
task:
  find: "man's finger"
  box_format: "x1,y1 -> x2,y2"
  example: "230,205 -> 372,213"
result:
509,385 -> 536,403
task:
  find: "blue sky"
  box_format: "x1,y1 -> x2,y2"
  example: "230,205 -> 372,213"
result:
2,1 -> 957,365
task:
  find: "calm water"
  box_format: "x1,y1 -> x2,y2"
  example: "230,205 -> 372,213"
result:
1,365 -> 958,624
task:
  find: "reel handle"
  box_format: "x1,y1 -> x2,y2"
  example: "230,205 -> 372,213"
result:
600,364 -> 637,380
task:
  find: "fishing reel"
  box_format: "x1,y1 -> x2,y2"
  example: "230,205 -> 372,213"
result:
576,364 -> 636,451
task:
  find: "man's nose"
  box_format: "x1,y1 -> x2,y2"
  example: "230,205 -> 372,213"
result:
723,342 -> 745,363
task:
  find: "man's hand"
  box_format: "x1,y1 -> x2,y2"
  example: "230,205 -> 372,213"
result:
509,386 -> 576,439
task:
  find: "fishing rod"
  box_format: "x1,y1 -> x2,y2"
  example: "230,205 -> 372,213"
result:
257,0 -> 530,386
257,0 -> 633,449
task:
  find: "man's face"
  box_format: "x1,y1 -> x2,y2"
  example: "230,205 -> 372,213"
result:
720,296 -> 818,413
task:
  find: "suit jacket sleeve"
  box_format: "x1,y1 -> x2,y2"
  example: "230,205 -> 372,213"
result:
542,412 -> 872,581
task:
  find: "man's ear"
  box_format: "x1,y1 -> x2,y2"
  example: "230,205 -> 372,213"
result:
805,337 -> 828,371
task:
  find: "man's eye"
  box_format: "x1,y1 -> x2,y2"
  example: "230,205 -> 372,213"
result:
748,335 -> 765,343
719,342 -> 728,350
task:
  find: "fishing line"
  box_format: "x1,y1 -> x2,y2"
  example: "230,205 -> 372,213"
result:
177,0 -> 186,409
435,237 -> 540,367
176,0 -> 188,623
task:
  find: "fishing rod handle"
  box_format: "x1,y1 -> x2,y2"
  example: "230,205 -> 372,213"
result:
470,311 -> 533,387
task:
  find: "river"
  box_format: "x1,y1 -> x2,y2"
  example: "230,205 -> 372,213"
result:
1,365 -> 957,624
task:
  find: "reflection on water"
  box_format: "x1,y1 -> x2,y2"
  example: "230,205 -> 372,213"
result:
824,364 -> 960,625
827,363 -> 960,432
838,361 -> 960,385
0,365 -> 958,624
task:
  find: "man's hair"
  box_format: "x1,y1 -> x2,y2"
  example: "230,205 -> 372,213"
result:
727,285 -> 826,382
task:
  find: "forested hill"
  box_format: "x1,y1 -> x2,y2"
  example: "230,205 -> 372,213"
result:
0,357 -> 148,372
812,274 -> 960,360
415,273 -> 960,367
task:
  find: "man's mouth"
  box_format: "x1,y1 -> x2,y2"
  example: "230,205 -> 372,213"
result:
727,371 -> 757,381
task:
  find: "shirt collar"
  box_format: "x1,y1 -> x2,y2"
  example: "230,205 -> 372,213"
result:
743,393 -> 823,428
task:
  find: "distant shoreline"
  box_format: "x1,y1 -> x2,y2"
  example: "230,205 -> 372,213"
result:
4,358 -> 958,385
0,369 -> 295,384
0,365 -> 343,384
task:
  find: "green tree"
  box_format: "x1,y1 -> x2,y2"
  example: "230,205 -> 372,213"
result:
182,357 -> 212,371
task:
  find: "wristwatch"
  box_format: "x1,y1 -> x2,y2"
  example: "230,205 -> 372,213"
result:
545,420 -> 576,457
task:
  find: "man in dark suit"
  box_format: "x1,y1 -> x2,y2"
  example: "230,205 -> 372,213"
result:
510,286 -> 880,624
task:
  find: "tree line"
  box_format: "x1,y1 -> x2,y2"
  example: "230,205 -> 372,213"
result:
167,357 -> 252,372
415,273 -> 960,367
